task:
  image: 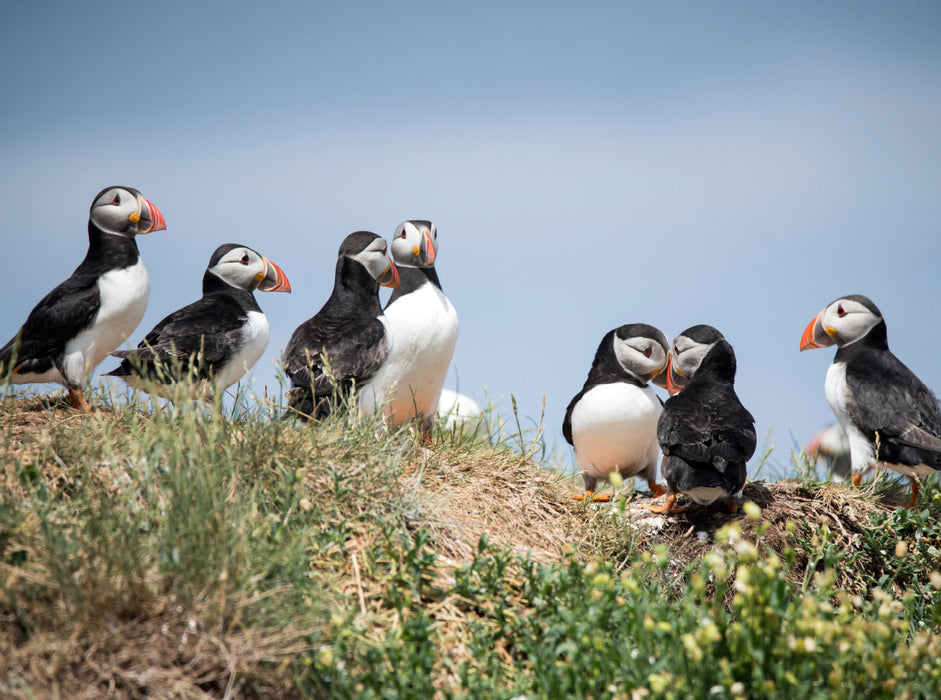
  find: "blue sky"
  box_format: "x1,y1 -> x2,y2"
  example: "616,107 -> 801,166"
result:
2,2 -> 940,474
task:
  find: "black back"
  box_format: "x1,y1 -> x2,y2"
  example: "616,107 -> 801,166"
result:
283,234 -> 390,418
837,321 -> 941,470
657,339 -> 756,491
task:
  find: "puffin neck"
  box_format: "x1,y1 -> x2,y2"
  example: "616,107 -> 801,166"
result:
835,319 -> 890,361
388,265 -> 441,305
689,340 -> 737,386
328,256 -> 382,309
76,222 -> 141,274
202,270 -> 261,311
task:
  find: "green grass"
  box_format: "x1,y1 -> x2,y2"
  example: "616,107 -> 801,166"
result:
1,386 -> 941,698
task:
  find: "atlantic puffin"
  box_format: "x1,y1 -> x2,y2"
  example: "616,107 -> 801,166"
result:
800,294 -> 941,506
283,231 -> 400,420
807,424 -> 851,482
108,243 -> 290,399
644,325 -> 756,514
358,220 -> 459,432
0,186 -> 166,410
563,324 -> 670,502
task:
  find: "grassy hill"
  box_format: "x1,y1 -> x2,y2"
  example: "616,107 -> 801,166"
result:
1,389 -> 940,698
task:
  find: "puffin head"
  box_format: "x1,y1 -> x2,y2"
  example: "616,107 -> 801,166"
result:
90,186 -> 166,238
340,231 -> 400,288
664,324 -> 726,395
207,243 -> 291,293
611,323 -> 670,384
800,294 -> 884,351
391,220 -> 437,267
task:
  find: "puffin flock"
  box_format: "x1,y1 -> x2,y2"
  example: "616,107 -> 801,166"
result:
2,186 -> 940,510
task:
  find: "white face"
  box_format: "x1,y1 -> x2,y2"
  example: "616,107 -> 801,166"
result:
89,187 -> 145,237
209,246 -> 269,290
613,334 -> 669,380
351,236 -> 395,282
671,335 -> 717,382
391,220 -> 438,266
819,297 -> 882,346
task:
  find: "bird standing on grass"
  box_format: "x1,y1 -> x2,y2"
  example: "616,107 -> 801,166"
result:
800,294 -> 941,507
563,324 -> 670,502
108,243 -> 290,399
358,220 -> 459,434
644,325 -> 756,514
0,186 -> 166,410
283,231 -> 400,420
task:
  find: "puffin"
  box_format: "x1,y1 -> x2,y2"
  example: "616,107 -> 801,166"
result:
0,186 -> 166,410
644,325 -> 756,514
807,424 -> 851,482
800,294 -> 941,507
358,220 -> 459,432
283,231 -> 400,420
563,324 -> 670,502
107,243 -> 290,399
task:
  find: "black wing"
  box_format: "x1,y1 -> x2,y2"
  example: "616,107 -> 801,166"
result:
658,388 -> 756,468
283,312 -> 389,399
846,349 -> 941,458
110,297 -> 244,379
0,273 -> 101,374
562,385 -> 589,446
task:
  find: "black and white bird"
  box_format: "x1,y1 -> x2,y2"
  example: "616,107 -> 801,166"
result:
644,325 -> 756,514
807,424 -> 851,482
283,231 -> 400,420
0,186 -> 166,410
358,220 -> 459,432
108,244 -> 290,398
563,324 -> 670,502
800,294 -> 941,507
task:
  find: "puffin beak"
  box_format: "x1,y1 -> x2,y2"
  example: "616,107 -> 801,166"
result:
650,365 -> 668,389
664,355 -> 683,396
136,195 -> 167,234
800,312 -> 834,351
376,258 -> 401,288
806,433 -> 822,462
257,257 -> 291,293
419,229 -> 436,266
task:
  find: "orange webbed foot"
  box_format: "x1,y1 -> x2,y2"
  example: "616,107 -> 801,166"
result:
573,490 -> 612,503
641,492 -> 684,514
68,388 -> 91,412
647,481 -> 666,498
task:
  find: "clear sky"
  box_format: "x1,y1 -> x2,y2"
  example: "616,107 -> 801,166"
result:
2,2 -> 940,475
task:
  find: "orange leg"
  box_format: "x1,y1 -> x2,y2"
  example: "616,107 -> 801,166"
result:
907,479 -> 920,509
641,492 -> 685,514
646,480 -> 666,498
573,489 -> 612,503
725,499 -> 739,514
852,473 -> 862,487
68,387 -> 90,412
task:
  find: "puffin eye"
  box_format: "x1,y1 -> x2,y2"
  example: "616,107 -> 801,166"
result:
240,254 -> 250,264
643,346 -> 652,358
111,194 -> 121,205
837,305 -> 846,317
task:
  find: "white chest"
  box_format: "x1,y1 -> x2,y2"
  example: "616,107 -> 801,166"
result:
63,260 -> 150,383
570,382 -> 662,478
825,361 -> 875,476
364,283 -> 459,422
214,310 -> 269,391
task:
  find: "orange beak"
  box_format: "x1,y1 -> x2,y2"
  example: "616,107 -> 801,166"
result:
377,259 -> 400,288
419,229 -> 436,266
140,196 -> 166,233
665,354 -> 682,396
800,312 -> 832,351
258,257 -> 291,293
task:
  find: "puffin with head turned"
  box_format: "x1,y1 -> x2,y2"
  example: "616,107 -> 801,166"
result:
358,220 -> 459,433
563,323 -> 670,502
644,325 -> 756,514
0,186 -> 166,411
283,231 -> 400,420
108,243 -> 290,399
800,294 -> 941,507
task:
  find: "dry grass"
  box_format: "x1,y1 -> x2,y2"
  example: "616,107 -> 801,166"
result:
0,394 -> 928,697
